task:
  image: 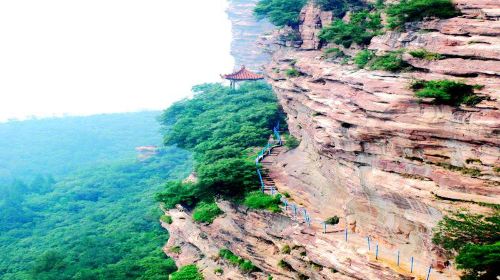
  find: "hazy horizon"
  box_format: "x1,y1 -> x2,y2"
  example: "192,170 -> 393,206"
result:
0,0 -> 235,122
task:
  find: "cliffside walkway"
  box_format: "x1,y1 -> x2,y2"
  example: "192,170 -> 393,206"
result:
254,125 -> 454,280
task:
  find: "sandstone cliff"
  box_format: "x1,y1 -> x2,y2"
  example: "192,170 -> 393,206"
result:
161,1 -> 499,279
264,0 -> 499,277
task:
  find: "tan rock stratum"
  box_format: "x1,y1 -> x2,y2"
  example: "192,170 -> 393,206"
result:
162,0 -> 499,279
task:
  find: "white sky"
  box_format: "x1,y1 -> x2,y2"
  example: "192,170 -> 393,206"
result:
0,0 -> 235,122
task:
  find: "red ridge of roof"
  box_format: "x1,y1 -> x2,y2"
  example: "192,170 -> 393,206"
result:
222,66 -> 264,81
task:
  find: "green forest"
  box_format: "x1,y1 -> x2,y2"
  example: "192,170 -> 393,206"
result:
0,112 -> 192,279
0,111 -> 163,185
155,82 -> 283,277
156,82 -> 281,211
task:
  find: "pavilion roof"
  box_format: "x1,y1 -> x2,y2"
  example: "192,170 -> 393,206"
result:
221,66 -> 264,81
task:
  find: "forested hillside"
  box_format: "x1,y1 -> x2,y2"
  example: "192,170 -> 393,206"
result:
0,112 -> 193,279
0,111 -> 162,185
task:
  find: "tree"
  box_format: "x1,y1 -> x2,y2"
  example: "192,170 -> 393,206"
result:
433,210 -> 500,279
254,0 -> 308,27
455,242 -> 500,280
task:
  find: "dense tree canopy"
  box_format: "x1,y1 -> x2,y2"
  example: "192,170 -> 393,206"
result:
156,82 -> 280,208
0,111 -> 162,185
0,113 -> 192,280
433,210 -> 500,279
254,0 -> 307,27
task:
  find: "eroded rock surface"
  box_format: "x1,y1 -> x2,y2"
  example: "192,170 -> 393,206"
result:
162,201 -> 417,280
263,0 -> 499,278
162,0 -> 499,279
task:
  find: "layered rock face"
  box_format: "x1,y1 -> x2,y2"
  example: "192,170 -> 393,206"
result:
227,0 -> 274,71
161,1 -> 499,279
264,0 -> 499,276
163,201 -> 414,280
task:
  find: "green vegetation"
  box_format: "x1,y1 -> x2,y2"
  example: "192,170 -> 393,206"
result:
0,111 -> 162,185
386,0 -> 458,29
0,148 -> 191,279
319,10 -> 382,48
214,267 -> 224,275
325,216 -> 340,225
283,192 -> 291,198
192,201 -> 224,224
409,49 -> 444,60
285,68 -> 301,77
244,191 -> 282,213
170,246 -> 182,254
322,47 -> 345,59
284,134 -> 300,149
315,0 -> 364,17
355,50 -> 409,72
170,264 -> 204,280
465,159 -> 482,165
411,80 -> 484,106
456,242 -> 500,280
354,50 -> 375,68
161,215 -> 173,224
254,0 -> 308,27
369,51 -> 409,72
434,162 -> 481,177
433,210 -> 500,279
281,244 -> 291,254
156,82 -> 280,211
277,259 -> 293,271
219,249 -> 258,273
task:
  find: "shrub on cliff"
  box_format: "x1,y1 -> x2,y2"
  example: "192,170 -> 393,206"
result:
356,49 -> 409,72
284,134 -> 300,149
433,210 -> 500,279
315,0 -> 364,18
411,80 -> 484,106
354,50 -> 374,68
244,191 -> 282,213
285,68 -> 301,77
409,49 -> 444,60
319,10 -> 382,48
325,216 -> 340,225
219,249 -> 258,273
386,0 -> 458,29
369,51 -> 410,72
160,215 -> 173,224
192,201 -> 223,224
170,264 -> 204,280
254,0 -> 307,27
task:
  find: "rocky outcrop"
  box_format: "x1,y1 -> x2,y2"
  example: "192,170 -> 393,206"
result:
263,0 -> 499,278
162,201 -> 416,280
161,0 -> 499,279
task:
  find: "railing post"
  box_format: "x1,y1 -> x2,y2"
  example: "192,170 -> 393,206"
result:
284,200 -> 288,210
345,226 -> 348,241
426,266 -> 432,280
257,169 -> 264,189
323,222 -> 326,233
410,257 -> 414,273
397,250 -> 400,266
367,237 -> 371,251
376,244 -> 379,260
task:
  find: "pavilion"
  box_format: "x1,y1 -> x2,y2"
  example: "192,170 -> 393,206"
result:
221,65 -> 264,89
